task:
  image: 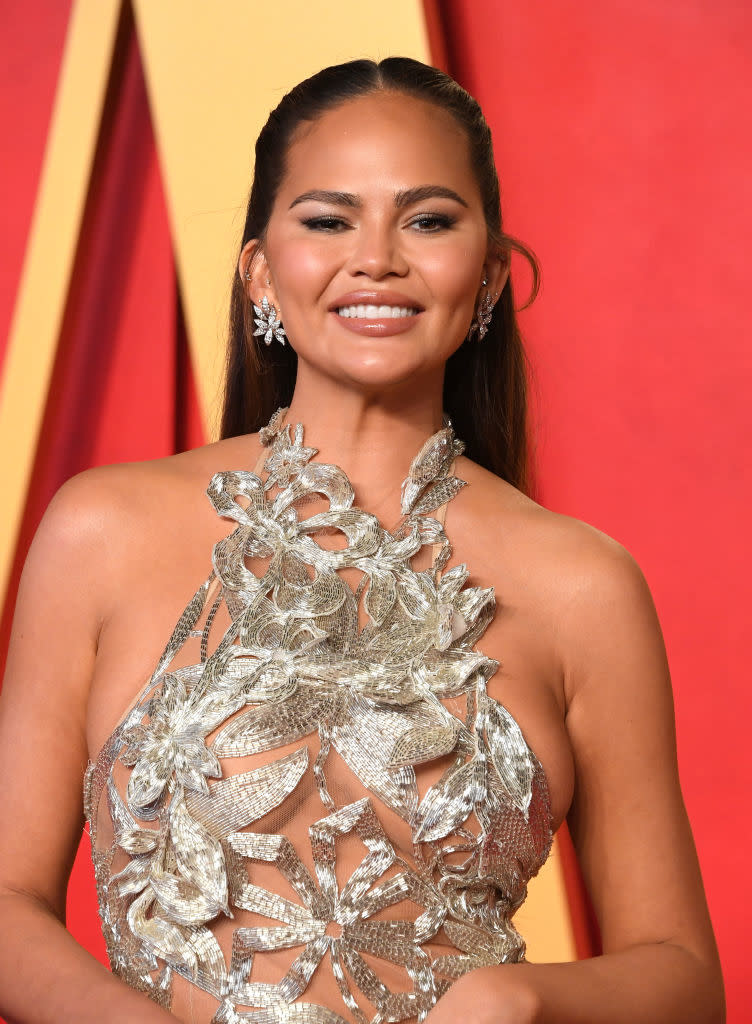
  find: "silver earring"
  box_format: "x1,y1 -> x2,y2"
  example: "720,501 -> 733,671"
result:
475,293 -> 495,340
467,291 -> 495,341
253,295 -> 286,346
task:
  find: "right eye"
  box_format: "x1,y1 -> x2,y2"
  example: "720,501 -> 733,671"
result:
300,216 -> 349,232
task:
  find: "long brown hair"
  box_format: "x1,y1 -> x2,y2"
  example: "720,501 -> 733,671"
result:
220,57 -> 539,492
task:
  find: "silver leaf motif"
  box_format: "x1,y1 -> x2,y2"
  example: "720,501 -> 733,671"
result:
84,408 -> 552,1023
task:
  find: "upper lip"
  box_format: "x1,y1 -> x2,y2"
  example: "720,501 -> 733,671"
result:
328,290 -> 424,311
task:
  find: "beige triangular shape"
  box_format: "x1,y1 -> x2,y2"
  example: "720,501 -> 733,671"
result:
131,0 -> 432,434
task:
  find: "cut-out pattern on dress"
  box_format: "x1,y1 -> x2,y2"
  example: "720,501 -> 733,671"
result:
84,411 -> 553,1024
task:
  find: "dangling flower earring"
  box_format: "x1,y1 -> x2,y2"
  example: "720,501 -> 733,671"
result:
253,296 -> 287,346
245,267 -> 287,346
467,276 -> 495,341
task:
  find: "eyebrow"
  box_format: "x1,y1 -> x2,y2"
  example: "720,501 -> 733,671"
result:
288,185 -> 469,210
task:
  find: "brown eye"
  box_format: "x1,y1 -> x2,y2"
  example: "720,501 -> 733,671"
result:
300,216 -> 349,232
409,213 -> 456,232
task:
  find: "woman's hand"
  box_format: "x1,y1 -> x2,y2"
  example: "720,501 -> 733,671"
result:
424,966 -> 540,1024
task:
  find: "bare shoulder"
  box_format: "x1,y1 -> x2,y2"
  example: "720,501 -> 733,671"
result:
27,435 -> 260,616
43,433 -> 258,531
455,457 -> 660,681
458,455 -> 645,584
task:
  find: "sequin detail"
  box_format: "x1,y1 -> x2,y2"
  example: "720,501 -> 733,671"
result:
85,411 -> 553,1023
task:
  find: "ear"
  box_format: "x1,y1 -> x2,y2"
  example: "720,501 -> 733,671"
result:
238,239 -> 280,310
483,245 -> 511,304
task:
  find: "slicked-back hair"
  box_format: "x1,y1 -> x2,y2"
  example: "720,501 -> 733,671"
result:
220,57 -> 539,493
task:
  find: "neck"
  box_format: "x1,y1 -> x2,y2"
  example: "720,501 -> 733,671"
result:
283,364 -> 446,518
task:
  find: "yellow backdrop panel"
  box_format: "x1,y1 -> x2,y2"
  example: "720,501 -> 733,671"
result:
514,834 -> 577,962
131,0 -> 432,433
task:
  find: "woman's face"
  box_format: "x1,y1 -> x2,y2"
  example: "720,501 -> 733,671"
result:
245,91 -> 501,392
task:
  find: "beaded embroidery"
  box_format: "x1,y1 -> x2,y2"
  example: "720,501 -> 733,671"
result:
84,410 -> 552,1023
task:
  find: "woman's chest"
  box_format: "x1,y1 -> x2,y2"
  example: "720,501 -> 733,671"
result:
86,528 -> 575,834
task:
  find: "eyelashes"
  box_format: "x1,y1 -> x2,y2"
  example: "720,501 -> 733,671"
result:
300,215 -> 347,232
299,212 -> 457,233
408,212 -> 456,232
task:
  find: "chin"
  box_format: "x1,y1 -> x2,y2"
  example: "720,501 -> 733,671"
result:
334,353 -> 438,391
293,332 -> 450,392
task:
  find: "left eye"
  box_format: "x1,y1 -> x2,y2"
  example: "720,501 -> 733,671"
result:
300,216 -> 349,232
409,213 -> 455,232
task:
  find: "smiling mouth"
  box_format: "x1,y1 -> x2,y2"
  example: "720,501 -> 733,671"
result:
336,304 -> 419,319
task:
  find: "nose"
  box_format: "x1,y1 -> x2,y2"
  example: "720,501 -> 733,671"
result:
345,220 -> 409,279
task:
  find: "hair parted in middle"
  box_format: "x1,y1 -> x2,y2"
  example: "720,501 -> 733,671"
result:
221,56 -> 540,493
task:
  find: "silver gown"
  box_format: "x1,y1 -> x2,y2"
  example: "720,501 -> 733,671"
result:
84,409 -> 552,1024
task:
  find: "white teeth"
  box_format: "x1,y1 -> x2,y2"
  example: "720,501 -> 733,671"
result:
336,305 -> 417,319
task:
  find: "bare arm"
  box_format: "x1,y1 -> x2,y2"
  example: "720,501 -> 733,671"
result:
427,531 -> 724,1023
0,473 -> 177,1024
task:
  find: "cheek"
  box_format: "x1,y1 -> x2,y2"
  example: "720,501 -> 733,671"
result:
270,236 -> 337,299
420,239 -> 485,308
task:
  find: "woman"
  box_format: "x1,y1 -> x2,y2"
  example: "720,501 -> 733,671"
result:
0,58 -> 724,1024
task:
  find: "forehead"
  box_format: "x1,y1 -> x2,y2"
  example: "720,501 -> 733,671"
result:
279,91 -> 478,201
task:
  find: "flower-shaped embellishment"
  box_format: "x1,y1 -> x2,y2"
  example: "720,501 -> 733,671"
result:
219,594 -> 328,679
207,465 -> 382,622
121,673 -> 221,819
398,564 -> 493,653
361,563 -> 494,666
253,296 -> 286,346
263,423 -> 318,490
225,799 -> 444,1022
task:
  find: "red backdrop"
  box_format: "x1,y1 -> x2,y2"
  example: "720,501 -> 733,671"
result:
436,1 -> 751,1019
2,1 -> 750,1020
